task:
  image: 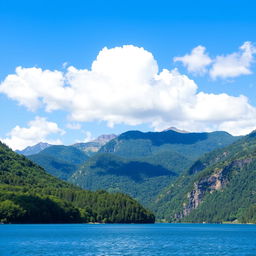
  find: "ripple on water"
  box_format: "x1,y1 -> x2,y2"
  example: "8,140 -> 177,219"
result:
0,224 -> 256,256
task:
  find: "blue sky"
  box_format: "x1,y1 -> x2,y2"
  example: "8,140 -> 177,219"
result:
1,0 -> 256,149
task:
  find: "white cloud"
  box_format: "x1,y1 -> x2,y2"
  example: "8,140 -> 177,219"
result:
209,41 -> 256,79
173,45 -> 212,75
174,42 -> 256,79
0,45 -> 256,136
1,117 -> 65,150
0,66 -> 71,111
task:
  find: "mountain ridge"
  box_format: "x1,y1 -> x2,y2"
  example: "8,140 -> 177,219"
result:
70,129 -> 239,209
16,142 -> 52,156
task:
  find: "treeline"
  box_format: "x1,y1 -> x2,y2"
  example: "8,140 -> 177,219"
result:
0,142 -> 155,224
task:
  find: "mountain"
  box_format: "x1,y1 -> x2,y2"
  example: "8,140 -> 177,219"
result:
154,131 -> 256,223
16,142 -> 51,156
70,152 -> 182,208
99,130 -> 237,159
73,134 -> 117,156
0,141 -> 155,224
28,145 -> 89,180
162,127 -> 189,133
94,134 -> 117,144
70,130 -> 238,209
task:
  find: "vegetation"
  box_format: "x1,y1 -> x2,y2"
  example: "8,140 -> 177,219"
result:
70,130 -> 237,208
154,132 -> 256,223
28,145 -> 89,180
69,153 -> 181,208
100,130 -> 238,160
0,141 -> 155,223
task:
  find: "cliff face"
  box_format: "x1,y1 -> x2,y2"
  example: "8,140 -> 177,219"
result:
179,157 -> 253,219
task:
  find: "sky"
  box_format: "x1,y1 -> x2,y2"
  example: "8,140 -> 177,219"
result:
1,0 -> 256,150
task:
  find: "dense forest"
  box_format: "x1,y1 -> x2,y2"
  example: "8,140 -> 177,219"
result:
28,145 -> 89,180
0,141 -> 155,224
69,130 -> 238,208
154,132 -> 256,224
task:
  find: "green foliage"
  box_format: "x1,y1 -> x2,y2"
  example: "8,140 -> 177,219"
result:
28,145 -> 89,180
0,141 -> 155,224
240,205 -> 256,224
0,199 -> 26,223
100,130 -> 238,160
154,132 -> 256,223
70,153 -> 180,208
70,130 -> 237,209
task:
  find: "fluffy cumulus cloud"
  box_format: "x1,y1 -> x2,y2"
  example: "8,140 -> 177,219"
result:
1,45 -> 256,136
173,45 -> 212,75
210,41 -> 256,79
1,117 -> 65,150
175,41 -> 256,79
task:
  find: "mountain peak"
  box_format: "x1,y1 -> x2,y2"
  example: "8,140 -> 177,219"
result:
162,127 -> 189,133
16,142 -> 52,156
93,134 -> 117,145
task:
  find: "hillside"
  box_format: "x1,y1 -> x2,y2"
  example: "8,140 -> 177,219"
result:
0,141 -> 155,224
70,152 -> 183,208
154,131 -> 256,223
70,130 -> 238,208
28,145 -> 89,180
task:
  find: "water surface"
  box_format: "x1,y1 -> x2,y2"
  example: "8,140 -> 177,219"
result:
0,223 -> 256,256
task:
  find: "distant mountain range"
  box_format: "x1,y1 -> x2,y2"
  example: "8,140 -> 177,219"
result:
20,128 -> 256,223
70,130 -> 238,208
17,134 -> 117,157
16,142 -> 51,156
24,134 -> 117,180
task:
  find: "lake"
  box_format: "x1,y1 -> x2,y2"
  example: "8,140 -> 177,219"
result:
0,223 -> 255,256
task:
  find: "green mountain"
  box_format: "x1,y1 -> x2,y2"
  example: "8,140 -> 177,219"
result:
0,141 -> 155,224
154,131 -> 256,224
70,152 -> 182,208
70,130 -> 238,208
28,145 -> 89,180
100,130 -> 237,159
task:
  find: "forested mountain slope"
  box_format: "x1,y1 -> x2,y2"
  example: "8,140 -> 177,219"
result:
0,141 -> 155,224
154,131 -> 256,223
70,130 -> 238,208
28,145 -> 89,180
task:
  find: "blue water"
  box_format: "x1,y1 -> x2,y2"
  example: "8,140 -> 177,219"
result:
0,224 -> 256,256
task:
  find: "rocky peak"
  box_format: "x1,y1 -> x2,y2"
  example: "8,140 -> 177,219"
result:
93,134 -> 117,145
16,142 -> 52,156
163,127 -> 189,133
